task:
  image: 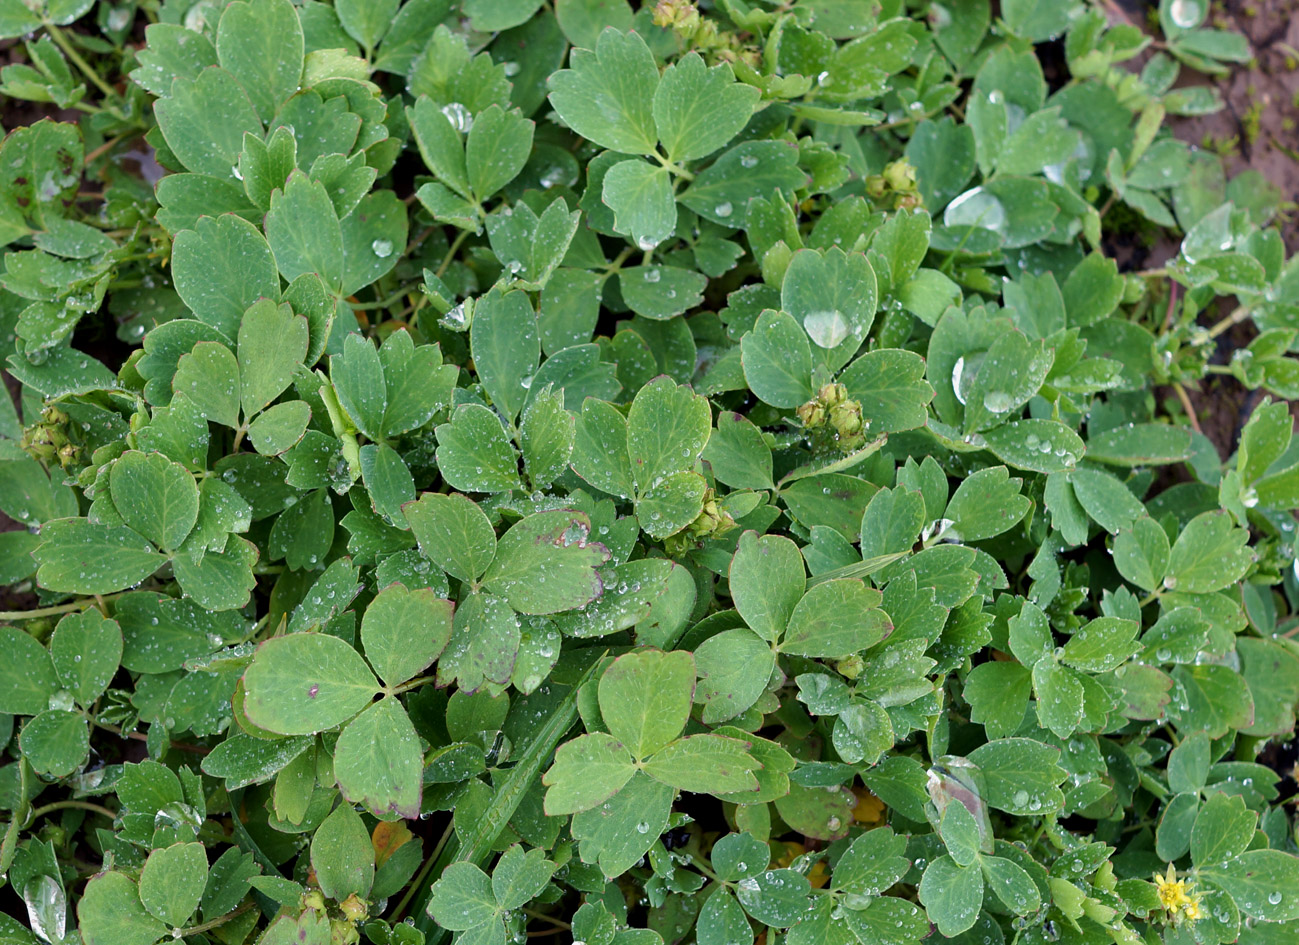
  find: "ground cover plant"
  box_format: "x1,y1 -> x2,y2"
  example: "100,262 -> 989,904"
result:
1,0 -> 1299,943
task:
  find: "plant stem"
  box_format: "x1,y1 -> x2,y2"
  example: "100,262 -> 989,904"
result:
178,901 -> 256,936
391,820 -> 455,922
435,230 -> 471,278
0,591 -> 131,621
521,909 -> 570,930
1171,382 -> 1203,436
27,800 -> 117,823
0,760 -> 31,880
1205,304 -> 1253,340
46,25 -> 119,101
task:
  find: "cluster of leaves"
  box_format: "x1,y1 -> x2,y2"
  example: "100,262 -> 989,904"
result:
1,1 -> 1299,945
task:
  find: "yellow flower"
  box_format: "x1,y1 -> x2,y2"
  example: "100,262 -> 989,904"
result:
1153,865 -> 1202,924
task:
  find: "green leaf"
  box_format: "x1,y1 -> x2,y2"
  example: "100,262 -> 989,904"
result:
939,798 -> 982,866
173,342 -> 241,429
171,215 -> 279,339
310,804 -> 374,902
741,309 -> 813,408
961,330 -> 1053,434
735,868 -> 813,927
434,404 -> 521,493
679,141 -> 805,227
964,661 -> 1031,739
981,419 -> 1085,473
361,583 -> 452,688
335,0 -> 398,50
429,862 -> 496,932
602,160 -> 676,250
547,28 -> 658,156
0,625 -> 59,715
730,531 -> 805,643
200,733 -> 312,790
943,465 -> 1030,542
492,845 -> 555,913
334,697 -> 422,818
520,387 -> 575,490
571,398 -> 634,498
703,412 -> 774,491
837,349 -> 934,434
626,375 -> 711,494
78,873 -> 167,945
1032,659 -> 1083,738
1061,616 -> 1139,673
49,609 -> 122,708
918,854 -> 983,937
408,96 -> 471,201
248,401 -> 311,455
405,492 -> 496,584
34,518 -> 167,595
466,105 -> 534,200
832,700 -> 894,766
694,628 -> 776,724
1190,790 -> 1255,868
781,248 -> 877,353
570,771 -> 674,878
981,855 -> 1040,914
242,632 -> 380,735
471,290 -> 540,423
1086,423 -> 1193,465
1067,467 -> 1145,534
172,534 -> 258,611
696,892 -> 751,945
832,825 -> 910,895
554,0 -> 633,48
237,299 -> 308,416
599,649 -> 695,761
620,265 -> 707,321
967,737 -> 1067,816
641,734 -> 759,794
481,509 -> 609,614
215,0 -> 303,122
1201,850 -> 1299,922
139,843 -> 208,927
19,709 -> 88,776
781,579 -> 890,657
340,191 -> 408,297
1165,510 -> 1253,593
265,173 -> 343,292
541,731 -> 636,815
653,53 -> 758,163
154,68 -> 261,179
330,333 -> 386,440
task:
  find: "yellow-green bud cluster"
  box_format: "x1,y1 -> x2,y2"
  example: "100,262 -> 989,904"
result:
866,159 -> 922,210
797,383 -> 866,452
664,489 -> 736,555
21,405 -> 79,468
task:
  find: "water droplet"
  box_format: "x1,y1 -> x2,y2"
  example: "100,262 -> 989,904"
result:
816,70 -> 832,87
804,309 -> 850,348
441,102 -> 473,133
371,239 -> 393,258
944,186 -> 1009,236
714,201 -> 733,218
1169,0 -> 1203,28
643,268 -> 661,283
740,154 -> 758,169
983,390 -> 1015,413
